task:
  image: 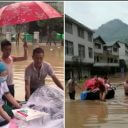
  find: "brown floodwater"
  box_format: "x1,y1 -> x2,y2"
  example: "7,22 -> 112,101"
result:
66,73 -> 128,128
4,43 -> 64,101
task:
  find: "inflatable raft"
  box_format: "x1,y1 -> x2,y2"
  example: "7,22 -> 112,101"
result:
80,88 -> 115,100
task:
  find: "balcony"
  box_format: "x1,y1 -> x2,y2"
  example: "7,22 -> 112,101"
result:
94,62 -> 119,67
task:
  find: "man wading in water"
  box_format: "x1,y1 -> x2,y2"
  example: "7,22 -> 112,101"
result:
66,77 -> 81,100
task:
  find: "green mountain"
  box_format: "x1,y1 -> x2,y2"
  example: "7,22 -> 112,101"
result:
94,19 -> 128,43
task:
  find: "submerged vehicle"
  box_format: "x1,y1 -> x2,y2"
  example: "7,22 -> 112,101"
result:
80,88 -> 115,100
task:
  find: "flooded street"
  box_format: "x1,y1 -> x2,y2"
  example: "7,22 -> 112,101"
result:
6,42 -> 64,101
66,74 -> 128,128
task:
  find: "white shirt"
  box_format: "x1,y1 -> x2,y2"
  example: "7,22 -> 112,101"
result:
2,56 -> 14,85
25,62 -> 55,89
0,81 -> 9,106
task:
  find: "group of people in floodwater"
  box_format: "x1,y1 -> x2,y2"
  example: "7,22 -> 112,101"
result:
0,39 -> 63,125
67,75 -> 128,101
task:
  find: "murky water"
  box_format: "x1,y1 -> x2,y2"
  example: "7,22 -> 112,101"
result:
66,73 -> 128,128
7,43 -> 64,101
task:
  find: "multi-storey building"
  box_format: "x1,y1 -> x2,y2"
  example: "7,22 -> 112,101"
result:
93,36 -> 120,75
118,42 -> 128,67
65,15 -> 94,80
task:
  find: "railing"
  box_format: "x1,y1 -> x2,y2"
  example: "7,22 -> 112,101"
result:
94,62 -> 119,67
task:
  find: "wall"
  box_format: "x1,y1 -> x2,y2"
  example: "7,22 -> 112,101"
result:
65,22 -> 94,64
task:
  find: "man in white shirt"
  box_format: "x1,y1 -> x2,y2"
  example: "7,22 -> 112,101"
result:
25,47 -> 63,100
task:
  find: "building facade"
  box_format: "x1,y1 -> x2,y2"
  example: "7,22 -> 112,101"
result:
93,37 -> 120,75
65,15 -> 94,80
65,15 -> 121,80
119,42 -> 128,66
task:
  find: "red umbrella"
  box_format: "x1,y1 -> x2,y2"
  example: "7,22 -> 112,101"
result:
0,1 -> 62,26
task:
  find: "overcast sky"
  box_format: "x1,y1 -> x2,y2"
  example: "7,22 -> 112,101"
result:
65,1 -> 128,29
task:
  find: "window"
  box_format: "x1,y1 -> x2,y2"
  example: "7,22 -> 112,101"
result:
94,56 -> 96,62
78,44 -> 85,58
95,43 -> 101,49
107,58 -> 110,63
103,46 -> 107,51
110,58 -> 113,63
65,40 -> 74,56
96,56 -> 99,62
114,59 -> 118,63
125,51 -> 128,56
88,47 -> 93,58
88,32 -> 92,42
113,47 -> 118,52
65,22 -> 73,34
100,57 -> 102,60
77,27 -> 84,38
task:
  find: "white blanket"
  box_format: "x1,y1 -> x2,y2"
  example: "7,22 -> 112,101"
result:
1,85 -> 64,128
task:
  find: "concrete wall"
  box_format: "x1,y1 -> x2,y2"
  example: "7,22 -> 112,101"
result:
65,23 -> 94,64
112,47 -> 119,56
119,43 -> 128,66
94,41 -> 104,54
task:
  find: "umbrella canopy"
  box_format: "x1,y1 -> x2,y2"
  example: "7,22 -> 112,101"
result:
0,1 -> 62,26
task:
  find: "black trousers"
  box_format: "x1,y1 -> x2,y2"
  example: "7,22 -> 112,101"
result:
0,104 -> 13,126
3,85 -> 15,107
8,85 -> 15,97
30,88 -> 36,95
69,91 -> 75,100
25,88 -> 37,101
0,120 -> 8,126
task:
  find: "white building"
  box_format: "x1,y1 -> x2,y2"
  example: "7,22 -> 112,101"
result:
94,38 -> 120,67
118,42 -> 128,67
94,36 -> 106,66
65,15 -> 94,80
93,37 -> 120,75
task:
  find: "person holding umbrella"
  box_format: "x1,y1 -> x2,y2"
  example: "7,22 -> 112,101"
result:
1,39 -> 28,106
0,0 -> 62,103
